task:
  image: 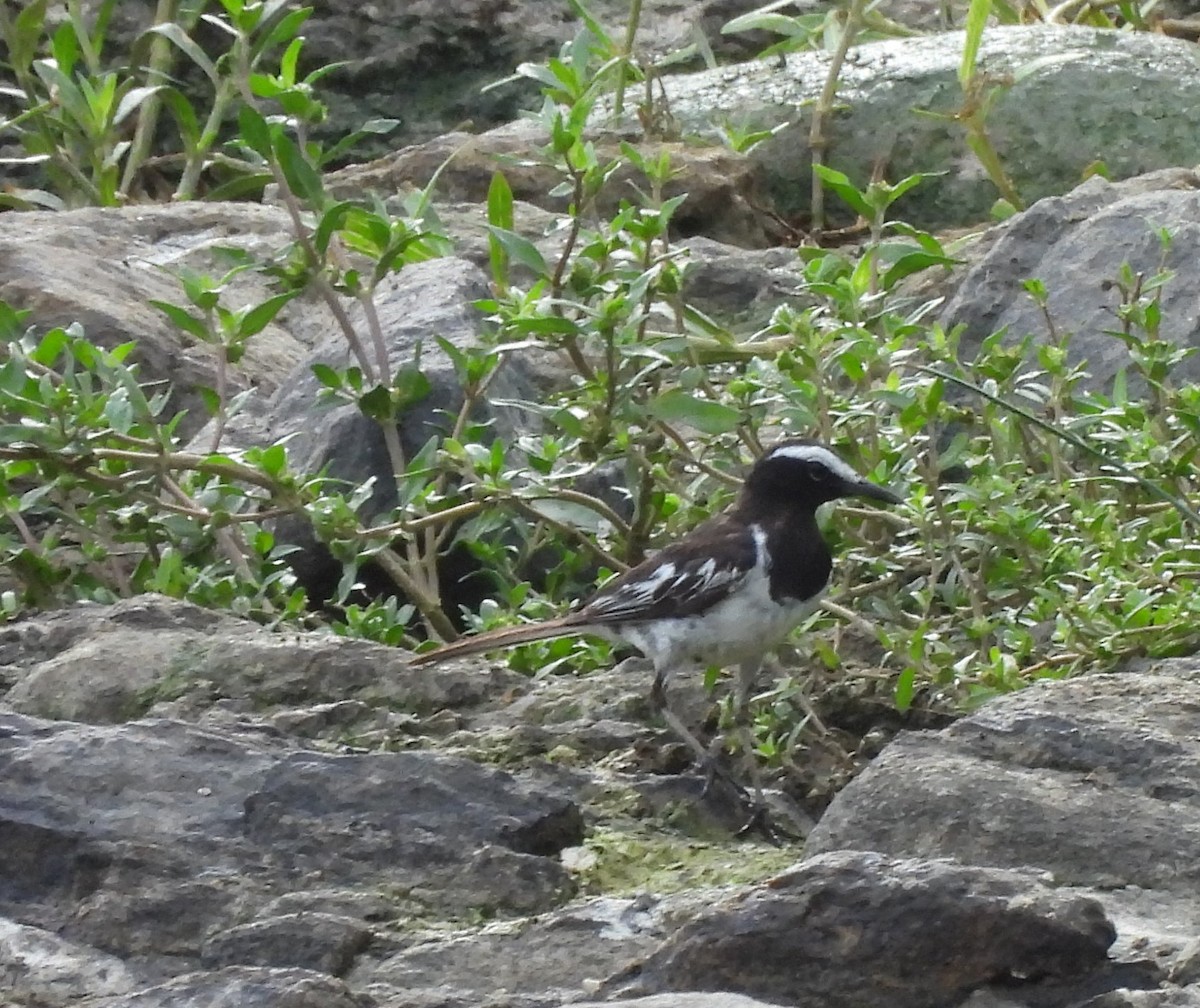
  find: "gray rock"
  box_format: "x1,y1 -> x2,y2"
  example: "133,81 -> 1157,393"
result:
805,663 -> 1200,985
75,965 -> 371,1008
1,594 -> 517,725
200,913 -> 372,975
363,895 -> 667,1001
1082,990 -> 1200,1008
571,997 -> 790,1008
806,667 -> 1200,889
323,126 -> 777,249
642,26 -> 1200,229
0,712 -> 581,967
611,850 -> 1115,1008
0,918 -> 137,1003
0,203 -> 308,441
263,256 -> 555,511
932,168 -> 1200,391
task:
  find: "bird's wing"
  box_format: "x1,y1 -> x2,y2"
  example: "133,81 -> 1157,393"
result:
577,515 -> 759,624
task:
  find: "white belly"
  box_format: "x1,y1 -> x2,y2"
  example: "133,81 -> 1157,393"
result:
615,577 -> 823,672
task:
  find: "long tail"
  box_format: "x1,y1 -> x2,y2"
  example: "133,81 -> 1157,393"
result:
409,615 -> 584,666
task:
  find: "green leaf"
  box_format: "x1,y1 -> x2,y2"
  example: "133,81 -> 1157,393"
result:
50,20 -> 80,76
259,442 -> 287,477
158,87 -> 200,149
280,37 -> 303,85
318,119 -> 400,166
257,5 -> 311,55
359,384 -> 393,422
32,62 -> 90,131
10,0 -> 51,73
960,0 -> 991,86
272,133 -> 324,204
722,11 -> 812,36
149,300 -> 211,342
882,250 -> 956,289
197,386 -> 222,416
237,105 -> 273,159
812,164 -> 872,218
894,666 -> 916,711
236,291 -> 298,338
144,22 -> 219,86
393,365 -> 432,411
113,85 -> 160,128
202,172 -> 273,202
29,327 -> 70,367
487,171 -> 514,230
645,389 -> 741,435
104,389 -> 134,434
485,226 -> 547,277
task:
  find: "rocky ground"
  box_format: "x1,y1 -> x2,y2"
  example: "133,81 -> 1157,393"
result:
2,596 -> 1200,1007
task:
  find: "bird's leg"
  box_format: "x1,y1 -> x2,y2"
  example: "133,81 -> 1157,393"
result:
650,665 -> 757,811
730,658 -> 772,836
650,665 -> 713,767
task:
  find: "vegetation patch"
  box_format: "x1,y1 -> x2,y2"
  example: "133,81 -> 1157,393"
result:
3,0 -> 1198,787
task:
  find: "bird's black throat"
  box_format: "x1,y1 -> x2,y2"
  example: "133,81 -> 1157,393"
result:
758,508 -> 833,605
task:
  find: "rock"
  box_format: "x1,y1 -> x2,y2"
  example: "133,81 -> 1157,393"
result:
75,965 -> 372,1008
362,895 -> 668,1002
806,661 -> 1200,982
0,918 -> 137,1003
611,850 -> 1115,1008
1082,991 -> 1200,1008
639,26 -> 1200,229
0,712 -> 581,970
259,254 -> 560,517
571,997 -> 791,1008
1,594 -> 518,725
324,127 -> 778,248
200,913 -> 372,975
0,203 -> 308,441
931,167 -> 1200,391
806,665 -> 1200,890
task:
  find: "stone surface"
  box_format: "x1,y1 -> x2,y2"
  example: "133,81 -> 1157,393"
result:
361,895 -> 669,1002
930,167 -> 1200,390
608,850 -> 1116,1008
200,913 -> 373,975
0,203 -> 308,441
0,594 -> 517,725
572,997 -> 791,1008
642,26 -> 1200,229
0,918 -> 136,1004
4,597 -> 1200,1006
323,126 -> 778,249
0,710 -> 581,971
806,660 -> 1200,983
75,965 -> 371,1008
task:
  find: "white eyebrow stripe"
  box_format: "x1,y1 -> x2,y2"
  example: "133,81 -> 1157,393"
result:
767,444 -> 861,483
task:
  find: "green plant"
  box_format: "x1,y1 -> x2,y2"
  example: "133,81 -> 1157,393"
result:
4,0 -> 1200,795
0,0 -> 395,207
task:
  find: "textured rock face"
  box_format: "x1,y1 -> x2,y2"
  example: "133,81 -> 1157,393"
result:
616,851 -> 1115,1008
4,596 -> 1199,1008
806,661 -> 1200,981
0,710 -> 581,971
933,168 -> 1200,389
635,26 -> 1200,229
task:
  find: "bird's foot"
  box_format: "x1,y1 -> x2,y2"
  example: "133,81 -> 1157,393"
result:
734,801 -> 804,845
695,744 -> 802,845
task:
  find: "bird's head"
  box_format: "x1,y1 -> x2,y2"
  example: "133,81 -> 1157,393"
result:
740,439 -> 903,513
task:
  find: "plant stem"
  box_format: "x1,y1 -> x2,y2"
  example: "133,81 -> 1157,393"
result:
809,0 -> 868,234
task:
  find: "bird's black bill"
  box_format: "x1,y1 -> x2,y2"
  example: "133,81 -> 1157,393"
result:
849,480 -> 904,505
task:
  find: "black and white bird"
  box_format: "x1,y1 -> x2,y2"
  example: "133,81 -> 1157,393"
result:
411,439 -> 902,792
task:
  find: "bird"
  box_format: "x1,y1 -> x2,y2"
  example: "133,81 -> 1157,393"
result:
410,438 -> 902,819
